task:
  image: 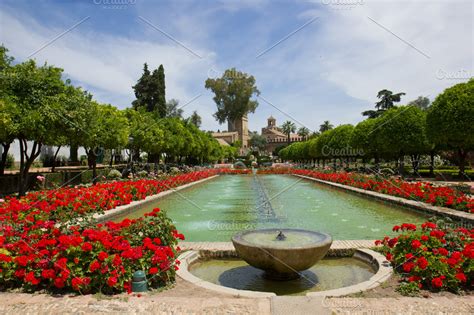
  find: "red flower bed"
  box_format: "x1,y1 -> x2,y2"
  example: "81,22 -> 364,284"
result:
257,168 -> 474,213
377,221 -> 473,294
0,207 -> 182,293
0,170 -> 218,223
0,170 -> 221,293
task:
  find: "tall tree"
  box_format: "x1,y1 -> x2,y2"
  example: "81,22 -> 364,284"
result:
297,127 -> 310,140
427,79 -> 474,175
362,89 -> 405,118
319,120 -> 333,133
205,68 -> 260,124
132,63 -> 166,117
281,121 -> 296,145
153,65 -> 166,117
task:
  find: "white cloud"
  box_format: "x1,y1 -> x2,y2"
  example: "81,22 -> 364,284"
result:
0,8 -> 215,119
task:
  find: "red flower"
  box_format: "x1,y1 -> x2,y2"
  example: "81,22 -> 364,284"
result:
455,273 -> 467,282
41,269 -> 56,279
411,240 -> 422,249
149,267 -> 158,275
54,278 -> 65,288
392,225 -> 401,232
89,260 -> 101,272
403,262 -> 415,272
25,271 -> 40,285
81,242 -> 93,252
421,235 -> 429,242
107,276 -> 118,287
438,248 -> 449,256
98,251 -> 108,262
385,253 -> 393,261
417,257 -> 428,270
431,277 -> 443,288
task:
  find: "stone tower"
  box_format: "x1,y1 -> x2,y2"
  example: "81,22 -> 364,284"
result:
228,115 -> 249,149
267,116 -> 276,128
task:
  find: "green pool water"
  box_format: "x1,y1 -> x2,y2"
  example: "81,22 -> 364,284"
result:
189,257 -> 375,296
114,174 -> 427,241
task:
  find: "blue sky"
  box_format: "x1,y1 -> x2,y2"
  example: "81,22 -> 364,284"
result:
1,0 -> 472,135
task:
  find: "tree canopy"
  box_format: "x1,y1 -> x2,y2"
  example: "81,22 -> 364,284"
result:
205,68 -> 260,124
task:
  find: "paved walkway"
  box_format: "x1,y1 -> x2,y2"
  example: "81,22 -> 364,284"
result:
0,289 -> 472,314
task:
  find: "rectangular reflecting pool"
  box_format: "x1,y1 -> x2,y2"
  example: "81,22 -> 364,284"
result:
113,175 -> 428,241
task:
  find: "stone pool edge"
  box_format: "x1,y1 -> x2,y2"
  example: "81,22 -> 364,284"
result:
176,246 -> 391,298
294,174 -> 474,225
93,175 -> 219,223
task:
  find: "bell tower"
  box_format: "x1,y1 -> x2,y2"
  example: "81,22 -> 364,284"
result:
267,116 -> 276,128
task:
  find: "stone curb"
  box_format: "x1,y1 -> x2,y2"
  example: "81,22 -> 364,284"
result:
176,248 -> 391,298
93,175 -> 219,223
295,174 -> 474,225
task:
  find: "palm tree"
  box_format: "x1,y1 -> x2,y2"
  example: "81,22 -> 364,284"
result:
362,89 -> 406,118
281,121 -> 296,144
319,120 -> 333,133
297,127 -> 310,141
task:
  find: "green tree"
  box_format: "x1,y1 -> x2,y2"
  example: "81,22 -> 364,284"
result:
427,79 -> 474,175
281,121 -> 296,145
326,124 -> 354,168
125,109 -> 164,164
132,63 -> 167,117
297,127 -> 310,141
378,106 -> 430,175
205,68 -> 260,124
249,132 -> 267,152
350,118 -> 384,171
4,60 -> 67,195
165,99 -> 183,118
0,46 -> 16,175
363,89 -> 405,118
187,110 -> 202,128
82,103 -> 129,183
408,96 -> 430,111
319,120 -> 333,133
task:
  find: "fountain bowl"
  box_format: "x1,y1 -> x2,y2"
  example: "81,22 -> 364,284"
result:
232,228 -> 332,280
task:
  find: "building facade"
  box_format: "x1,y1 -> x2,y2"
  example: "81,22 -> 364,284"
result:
212,115 -> 304,154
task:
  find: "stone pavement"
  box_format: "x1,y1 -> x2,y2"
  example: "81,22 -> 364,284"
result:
1,291 -> 472,314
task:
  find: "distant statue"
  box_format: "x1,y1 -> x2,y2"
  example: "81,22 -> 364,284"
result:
276,230 -> 286,241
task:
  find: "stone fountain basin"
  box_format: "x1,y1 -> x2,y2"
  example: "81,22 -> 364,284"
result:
232,228 -> 332,276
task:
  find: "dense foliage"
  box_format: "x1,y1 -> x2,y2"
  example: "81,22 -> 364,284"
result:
377,221 -> 473,294
0,171 -> 221,293
205,68 -> 260,124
